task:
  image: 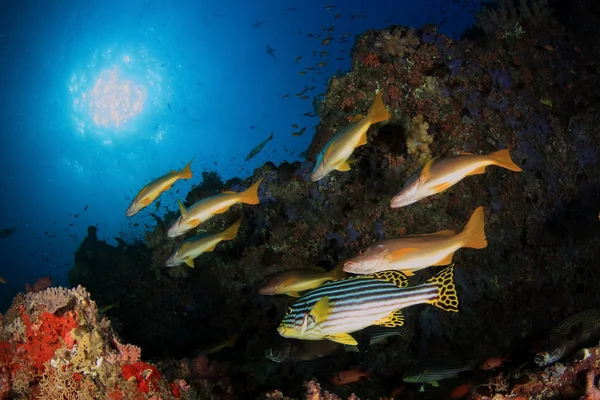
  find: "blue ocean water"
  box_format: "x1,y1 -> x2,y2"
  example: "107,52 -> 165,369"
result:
0,0 -> 482,311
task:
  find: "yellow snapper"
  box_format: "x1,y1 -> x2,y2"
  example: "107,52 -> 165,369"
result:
311,91 -> 390,181
166,218 -> 242,267
258,264 -> 346,297
390,150 -> 522,208
167,178 -> 263,238
127,156 -> 195,217
344,207 -> 487,275
278,265 -> 458,345
200,333 -> 239,354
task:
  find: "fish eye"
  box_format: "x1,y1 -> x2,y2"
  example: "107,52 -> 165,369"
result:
359,249 -> 366,254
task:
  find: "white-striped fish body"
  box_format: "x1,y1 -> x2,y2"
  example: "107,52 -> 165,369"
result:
277,266 -> 458,345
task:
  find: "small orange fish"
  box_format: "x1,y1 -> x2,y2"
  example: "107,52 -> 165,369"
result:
450,382 -> 472,399
331,368 -> 372,385
544,44 -> 555,51
480,354 -> 510,370
0,275 -> 7,284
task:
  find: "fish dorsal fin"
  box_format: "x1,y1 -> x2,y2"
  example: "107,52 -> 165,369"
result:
414,230 -> 456,237
222,191 -> 236,194
370,270 -> 409,288
419,158 -> 436,181
184,258 -> 195,268
310,296 -> 331,324
351,114 -> 364,122
335,161 -> 351,172
178,199 -> 188,217
457,152 -> 474,155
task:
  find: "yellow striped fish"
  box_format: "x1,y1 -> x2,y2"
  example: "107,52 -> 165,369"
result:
390,149 -> 522,208
167,178 -> 263,238
277,265 -> 459,345
165,218 -> 242,267
127,156 -> 195,217
310,91 -> 390,181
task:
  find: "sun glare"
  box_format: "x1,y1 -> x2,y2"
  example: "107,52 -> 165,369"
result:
88,67 -> 146,128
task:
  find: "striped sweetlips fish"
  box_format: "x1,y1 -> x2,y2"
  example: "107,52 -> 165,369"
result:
277,265 -> 459,345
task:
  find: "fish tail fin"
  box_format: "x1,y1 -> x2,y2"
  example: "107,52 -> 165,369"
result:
460,206 -> 488,249
221,218 -> 242,241
239,178 -> 264,205
367,91 -> 390,124
179,155 -> 196,179
427,264 -> 459,312
488,149 -> 522,172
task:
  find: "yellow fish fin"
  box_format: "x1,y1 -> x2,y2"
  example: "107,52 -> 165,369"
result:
431,252 -> 454,266
367,91 -> 390,123
488,149 -> 522,172
419,158 -> 435,181
415,230 -> 456,237
426,264 -> 459,312
403,269 -> 416,276
457,151 -> 474,155
384,248 -> 419,261
177,199 -> 188,217
221,218 -> 242,241
373,309 -> 405,327
326,333 -> 358,346
351,114 -> 364,122
141,197 -> 153,206
468,165 -> 487,175
310,296 -> 331,324
222,191 -> 236,194
371,270 -> 409,288
238,177 -> 264,205
187,218 -> 201,227
429,181 -> 453,193
184,258 -> 195,268
356,130 -> 368,147
204,242 -> 218,252
212,205 -> 232,214
286,292 -> 301,298
335,161 -> 351,172
460,206 -> 487,249
178,156 -> 195,179
431,381 -> 440,387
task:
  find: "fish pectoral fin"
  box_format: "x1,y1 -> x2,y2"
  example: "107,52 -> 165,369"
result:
204,242 -> 218,252
351,113 -> 364,122
431,252 -> 454,266
403,269 -> 416,276
468,165 -> 487,175
326,333 -> 358,346
384,248 -> 419,261
286,292 -> 301,297
429,181 -> 453,193
187,218 -> 201,227
335,161 -> 351,172
141,197 -> 153,206
309,296 -> 331,323
184,258 -> 195,268
373,309 -> 404,327
371,270 -> 409,287
430,381 -> 440,387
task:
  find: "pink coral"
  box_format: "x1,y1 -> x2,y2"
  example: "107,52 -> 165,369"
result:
363,52 -> 381,67
25,276 -> 53,293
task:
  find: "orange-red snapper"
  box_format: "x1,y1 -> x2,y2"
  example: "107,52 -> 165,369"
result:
165,218 -> 242,267
343,207 -> 487,275
127,156 -> 195,217
311,91 -> 390,181
390,150 -> 522,208
167,178 -> 263,238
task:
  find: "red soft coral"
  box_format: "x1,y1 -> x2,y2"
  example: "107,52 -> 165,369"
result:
122,362 -> 161,394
